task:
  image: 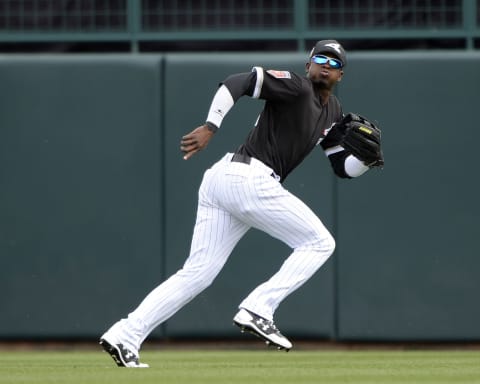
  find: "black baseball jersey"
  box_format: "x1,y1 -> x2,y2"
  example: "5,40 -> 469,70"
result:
226,67 -> 343,182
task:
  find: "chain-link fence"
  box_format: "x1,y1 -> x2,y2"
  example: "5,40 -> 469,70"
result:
0,0 -> 478,51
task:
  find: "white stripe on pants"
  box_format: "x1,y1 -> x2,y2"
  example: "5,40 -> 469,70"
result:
109,153 -> 335,352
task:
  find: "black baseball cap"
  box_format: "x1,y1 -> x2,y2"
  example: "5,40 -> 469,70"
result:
309,40 -> 347,67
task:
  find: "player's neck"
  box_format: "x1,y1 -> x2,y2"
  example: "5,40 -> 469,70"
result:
316,88 -> 331,105
311,81 -> 333,105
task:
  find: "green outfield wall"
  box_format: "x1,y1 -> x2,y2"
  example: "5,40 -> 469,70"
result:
0,52 -> 479,341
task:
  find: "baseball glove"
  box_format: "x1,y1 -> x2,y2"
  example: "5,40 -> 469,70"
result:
338,113 -> 384,167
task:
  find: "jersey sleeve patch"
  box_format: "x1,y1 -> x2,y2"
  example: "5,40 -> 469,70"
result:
266,70 -> 291,79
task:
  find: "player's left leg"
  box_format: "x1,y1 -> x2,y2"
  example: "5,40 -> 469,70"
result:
232,174 -> 335,349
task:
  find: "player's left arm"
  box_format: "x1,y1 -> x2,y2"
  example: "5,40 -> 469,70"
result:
320,113 -> 384,178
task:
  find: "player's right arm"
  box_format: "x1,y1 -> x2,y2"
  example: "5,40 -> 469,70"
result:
180,124 -> 216,160
204,67 -> 302,131
181,68 -> 300,160
203,71 -> 256,132
180,73 -> 253,160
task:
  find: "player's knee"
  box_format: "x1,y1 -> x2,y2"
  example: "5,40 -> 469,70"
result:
177,264 -> 218,293
312,230 -> 336,256
324,233 -> 336,255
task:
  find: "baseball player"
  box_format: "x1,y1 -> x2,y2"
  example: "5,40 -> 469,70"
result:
100,39 -> 383,367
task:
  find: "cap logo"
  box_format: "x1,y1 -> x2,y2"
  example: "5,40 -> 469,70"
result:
324,43 -> 342,54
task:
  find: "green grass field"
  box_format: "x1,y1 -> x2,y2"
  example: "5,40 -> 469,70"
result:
1,348 -> 479,384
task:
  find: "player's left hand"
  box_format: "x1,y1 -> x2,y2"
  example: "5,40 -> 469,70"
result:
338,113 -> 384,168
181,124 -> 215,160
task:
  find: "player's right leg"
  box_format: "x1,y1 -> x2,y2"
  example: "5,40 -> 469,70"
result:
100,160 -> 249,367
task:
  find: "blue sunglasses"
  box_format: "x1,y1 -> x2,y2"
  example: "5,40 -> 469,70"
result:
311,55 -> 343,69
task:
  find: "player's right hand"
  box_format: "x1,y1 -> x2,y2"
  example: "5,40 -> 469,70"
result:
180,124 -> 215,160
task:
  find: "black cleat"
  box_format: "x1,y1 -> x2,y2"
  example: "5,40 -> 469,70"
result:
99,338 -> 149,368
233,308 -> 292,351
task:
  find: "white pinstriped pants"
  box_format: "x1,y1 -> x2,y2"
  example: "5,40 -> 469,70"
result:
106,153 -> 335,353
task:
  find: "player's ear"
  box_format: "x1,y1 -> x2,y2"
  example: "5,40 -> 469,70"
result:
337,70 -> 344,82
305,62 -> 310,73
